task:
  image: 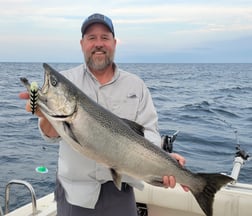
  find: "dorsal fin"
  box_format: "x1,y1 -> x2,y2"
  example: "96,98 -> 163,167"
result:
121,118 -> 145,137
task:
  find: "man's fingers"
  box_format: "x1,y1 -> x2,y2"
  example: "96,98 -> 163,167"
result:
181,185 -> 190,192
170,153 -> 186,166
168,176 -> 176,188
19,92 -> 29,99
163,176 -> 176,188
25,100 -> 32,112
163,176 -> 169,188
19,91 -> 32,112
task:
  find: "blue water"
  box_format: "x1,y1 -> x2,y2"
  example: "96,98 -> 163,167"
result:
0,62 -> 252,211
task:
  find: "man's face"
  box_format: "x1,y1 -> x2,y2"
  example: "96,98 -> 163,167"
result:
80,23 -> 116,71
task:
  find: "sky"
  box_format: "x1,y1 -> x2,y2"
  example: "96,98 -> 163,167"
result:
0,0 -> 252,63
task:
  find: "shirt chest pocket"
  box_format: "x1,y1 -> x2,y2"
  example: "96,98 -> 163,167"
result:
108,93 -> 140,121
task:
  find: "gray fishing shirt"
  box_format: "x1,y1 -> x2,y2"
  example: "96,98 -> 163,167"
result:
39,63 -> 161,208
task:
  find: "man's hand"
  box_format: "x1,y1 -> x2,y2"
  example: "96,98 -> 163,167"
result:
19,92 -> 44,117
163,153 -> 190,192
19,91 -> 59,138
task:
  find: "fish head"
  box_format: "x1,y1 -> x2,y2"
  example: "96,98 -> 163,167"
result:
38,63 -> 77,120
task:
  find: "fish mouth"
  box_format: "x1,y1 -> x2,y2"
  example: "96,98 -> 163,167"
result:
50,114 -> 73,119
37,97 -> 76,121
40,67 -> 50,95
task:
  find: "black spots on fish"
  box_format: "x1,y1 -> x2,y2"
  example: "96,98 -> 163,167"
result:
29,81 -> 39,114
121,118 -> 145,137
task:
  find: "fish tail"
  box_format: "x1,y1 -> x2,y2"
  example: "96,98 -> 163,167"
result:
190,173 -> 233,216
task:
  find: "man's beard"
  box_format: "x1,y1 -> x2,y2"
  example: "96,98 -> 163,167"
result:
85,48 -> 114,71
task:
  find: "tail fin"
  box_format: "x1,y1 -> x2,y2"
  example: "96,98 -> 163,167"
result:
190,173 -> 233,216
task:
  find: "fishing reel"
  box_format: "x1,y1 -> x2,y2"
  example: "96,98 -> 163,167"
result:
231,144 -> 250,182
161,131 -> 179,153
235,144 -> 250,160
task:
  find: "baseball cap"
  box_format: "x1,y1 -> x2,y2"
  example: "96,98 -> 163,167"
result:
81,13 -> 115,37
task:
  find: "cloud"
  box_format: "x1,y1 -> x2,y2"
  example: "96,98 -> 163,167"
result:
0,0 -> 252,62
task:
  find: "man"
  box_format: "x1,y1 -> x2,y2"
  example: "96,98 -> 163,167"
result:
19,13 -> 188,216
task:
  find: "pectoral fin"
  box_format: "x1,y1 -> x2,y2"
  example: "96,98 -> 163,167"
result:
63,122 -> 80,145
110,168 -> 122,191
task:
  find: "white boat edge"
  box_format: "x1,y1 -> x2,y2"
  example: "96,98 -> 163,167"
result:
4,181 -> 252,216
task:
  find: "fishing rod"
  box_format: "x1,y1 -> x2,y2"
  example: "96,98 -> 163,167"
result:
213,117 -> 250,182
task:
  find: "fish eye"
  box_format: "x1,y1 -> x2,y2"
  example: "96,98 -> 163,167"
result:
50,75 -> 58,87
